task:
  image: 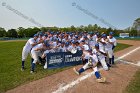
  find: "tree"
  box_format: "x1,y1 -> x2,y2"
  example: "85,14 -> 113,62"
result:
130,28 -> 137,37
106,28 -> 113,35
17,27 -> 25,38
7,29 -> 18,38
93,24 -> 98,31
24,27 -> 40,37
40,27 -> 49,32
87,24 -> 93,31
0,27 -> 6,37
70,25 -> 76,32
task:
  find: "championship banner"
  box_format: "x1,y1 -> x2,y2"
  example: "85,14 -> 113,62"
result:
46,50 -> 83,69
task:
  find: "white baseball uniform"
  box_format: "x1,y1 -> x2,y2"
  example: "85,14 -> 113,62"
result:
31,43 -> 43,64
22,38 -> 37,61
93,49 -> 108,70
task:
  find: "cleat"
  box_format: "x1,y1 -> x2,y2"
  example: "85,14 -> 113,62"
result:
96,77 -> 106,83
21,67 -> 25,71
73,68 -> 80,75
30,71 -> 36,74
44,62 -> 47,69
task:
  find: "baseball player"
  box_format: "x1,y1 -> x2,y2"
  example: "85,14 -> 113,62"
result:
30,41 -> 49,73
57,42 -> 67,52
21,34 -> 39,71
93,43 -> 109,71
41,43 -> 53,69
107,32 -> 117,65
73,49 -> 106,83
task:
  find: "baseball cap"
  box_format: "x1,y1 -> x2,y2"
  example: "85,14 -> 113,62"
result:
39,32 -> 44,36
81,40 -> 85,42
109,32 -> 114,36
102,34 -> 107,38
96,32 -> 100,36
95,43 -> 99,48
46,43 -> 50,47
50,32 -> 54,35
75,36 -> 78,38
88,48 -> 92,52
72,41 -> 76,44
44,34 -> 48,37
33,34 -> 38,37
70,34 -> 73,36
84,36 -> 87,38
65,42 -> 70,46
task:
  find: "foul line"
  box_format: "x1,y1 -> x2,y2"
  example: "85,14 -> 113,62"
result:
115,46 -> 140,61
119,60 -> 140,67
52,46 -> 140,93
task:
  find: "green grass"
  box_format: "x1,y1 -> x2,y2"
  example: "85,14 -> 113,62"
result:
123,69 -> 140,93
114,43 -> 132,52
0,41 -> 70,93
0,41 -> 132,93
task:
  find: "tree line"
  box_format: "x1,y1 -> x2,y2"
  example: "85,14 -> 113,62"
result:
0,24 -> 138,38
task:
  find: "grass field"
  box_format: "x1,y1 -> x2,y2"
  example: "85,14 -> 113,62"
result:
0,41 -> 132,93
124,69 -> 140,93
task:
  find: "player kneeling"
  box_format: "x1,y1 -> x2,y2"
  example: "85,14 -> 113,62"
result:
73,49 -> 106,83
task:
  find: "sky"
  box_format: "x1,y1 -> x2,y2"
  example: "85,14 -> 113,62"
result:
0,0 -> 140,30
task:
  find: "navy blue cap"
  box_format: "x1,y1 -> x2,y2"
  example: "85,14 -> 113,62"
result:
70,34 -> 73,36
39,32 -> 44,36
102,34 -> 107,38
96,32 -> 100,36
44,34 -> 48,37
95,43 -> 99,48
33,34 -> 38,37
50,32 -> 54,35
84,36 -> 87,38
109,32 -> 114,35
75,36 -> 78,38
88,48 -> 92,52
81,40 -> 85,42
46,43 -> 50,47
65,42 -> 70,46
44,40 -> 50,47
72,41 -> 76,44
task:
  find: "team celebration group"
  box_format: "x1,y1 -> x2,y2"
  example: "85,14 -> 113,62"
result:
21,31 -> 117,83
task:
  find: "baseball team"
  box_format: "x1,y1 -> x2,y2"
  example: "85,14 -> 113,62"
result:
21,31 -> 117,83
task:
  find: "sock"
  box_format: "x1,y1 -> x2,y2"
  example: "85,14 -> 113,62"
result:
31,58 -> 34,65
31,63 -> 35,72
79,68 -> 85,74
85,59 -> 88,63
109,58 -> 112,64
107,63 -> 111,67
112,46 -> 116,50
22,61 -> 25,68
95,71 -> 101,79
105,57 -> 107,62
112,56 -> 114,64
38,56 -> 42,62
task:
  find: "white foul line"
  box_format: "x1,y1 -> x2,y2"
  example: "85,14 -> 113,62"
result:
115,46 -> 140,61
119,60 -> 140,67
52,68 -> 103,93
52,46 -> 140,93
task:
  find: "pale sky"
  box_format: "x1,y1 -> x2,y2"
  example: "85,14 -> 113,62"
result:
0,0 -> 140,30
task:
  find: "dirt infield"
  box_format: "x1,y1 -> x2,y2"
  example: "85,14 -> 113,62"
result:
6,40 -> 140,93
